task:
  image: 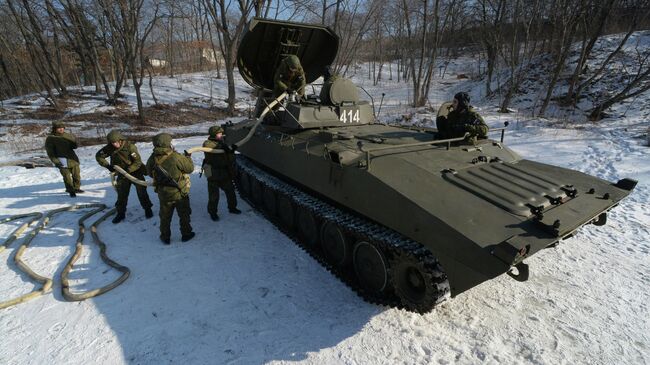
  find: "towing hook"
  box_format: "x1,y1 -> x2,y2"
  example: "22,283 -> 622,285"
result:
592,212 -> 607,226
507,262 -> 530,282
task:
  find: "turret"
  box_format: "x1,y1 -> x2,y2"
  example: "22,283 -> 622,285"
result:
238,18 -> 374,130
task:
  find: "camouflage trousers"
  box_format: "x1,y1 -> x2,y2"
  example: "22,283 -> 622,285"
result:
115,172 -> 153,215
158,195 -> 192,241
58,163 -> 81,192
207,178 -> 237,215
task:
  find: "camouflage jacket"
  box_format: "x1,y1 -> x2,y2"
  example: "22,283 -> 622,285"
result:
447,108 -> 488,140
96,140 -> 145,175
202,138 -> 236,180
273,58 -> 306,96
146,147 -> 194,201
45,132 -> 79,166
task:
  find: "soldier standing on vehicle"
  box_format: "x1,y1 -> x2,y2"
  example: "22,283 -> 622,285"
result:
202,126 -> 241,221
96,130 -> 154,224
146,133 -> 195,244
273,55 -> 306,99
45,121 -> 82,197
436,92 -> 488,143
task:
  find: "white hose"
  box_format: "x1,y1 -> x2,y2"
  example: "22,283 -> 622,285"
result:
112,92 -> 288,186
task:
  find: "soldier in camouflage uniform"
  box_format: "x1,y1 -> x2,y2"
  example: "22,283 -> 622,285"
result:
96,130 -> 153,224
202,126 -> 241,221
146,133 -> 195,244
44,121 -> 82,197
436,92 -> 488,143
273,55 -> 306,99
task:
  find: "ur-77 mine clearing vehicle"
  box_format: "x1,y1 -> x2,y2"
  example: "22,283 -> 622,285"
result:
225,18 -> 637,313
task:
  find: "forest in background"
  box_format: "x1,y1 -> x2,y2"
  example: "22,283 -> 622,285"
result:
1,0 -> 649,121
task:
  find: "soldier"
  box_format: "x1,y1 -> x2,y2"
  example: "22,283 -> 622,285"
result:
45,121 -> 82,197
202,126 -> 241,221
96,130 -> 153,224
146,133 -> 195,244
436,92 -> 488,143
273,55 -> 306,99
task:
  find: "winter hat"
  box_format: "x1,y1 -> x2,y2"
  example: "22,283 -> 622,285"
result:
209,126 -> 224,138
285,55 -> 302,71
152,133 -> 172,148
454,92 -> 470,109
52,121 -> 65,129
107,130 -> 125,143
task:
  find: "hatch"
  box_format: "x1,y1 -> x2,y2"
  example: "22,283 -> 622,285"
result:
443,161 -> 570,217
237,18 -> 339,91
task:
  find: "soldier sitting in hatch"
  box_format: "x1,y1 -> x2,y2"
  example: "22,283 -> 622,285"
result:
436,92 -> 488,143
273,55 -> 306,100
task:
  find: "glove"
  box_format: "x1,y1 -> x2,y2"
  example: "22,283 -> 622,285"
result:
230,144 -> 238,152
107,165 -> 115,173
183,150 -> 191,157
55,162 -> 64,168
465,125 -> 477,134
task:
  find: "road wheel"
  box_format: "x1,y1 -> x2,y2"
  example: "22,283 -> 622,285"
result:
353,240 -> 389,294
390,251 -> 448,313
320,222 -> 350,267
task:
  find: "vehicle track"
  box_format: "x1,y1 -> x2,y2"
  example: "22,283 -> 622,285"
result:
235,156 -> 450,313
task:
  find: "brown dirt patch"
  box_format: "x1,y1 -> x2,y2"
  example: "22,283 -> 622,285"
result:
62,101 -> 234,127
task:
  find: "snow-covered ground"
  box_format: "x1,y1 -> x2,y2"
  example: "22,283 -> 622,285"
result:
1,39 -> 649,364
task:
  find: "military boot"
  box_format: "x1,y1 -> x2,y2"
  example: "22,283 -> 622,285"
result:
229,208 -> 242,214
181,232 -> 196,242
112,213 -> 125,224
145,207 -> 154,219
160,236 -> 171,245
210,212 -> 220,221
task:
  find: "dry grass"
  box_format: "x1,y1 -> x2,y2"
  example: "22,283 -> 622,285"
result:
1,95 -> 240,156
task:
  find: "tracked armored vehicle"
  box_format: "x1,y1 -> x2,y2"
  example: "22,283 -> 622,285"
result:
225,18 -> 637,313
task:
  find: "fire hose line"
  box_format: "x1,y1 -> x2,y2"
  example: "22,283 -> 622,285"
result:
1,94 -> 290,309
111,92 -> 288,187
0,204 -> 130,309
0,212 -> 42,254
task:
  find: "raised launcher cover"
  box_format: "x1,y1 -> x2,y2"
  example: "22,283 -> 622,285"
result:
237,18 -> 374,129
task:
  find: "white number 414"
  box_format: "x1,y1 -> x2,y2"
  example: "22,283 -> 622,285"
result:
339,109 -> 360,123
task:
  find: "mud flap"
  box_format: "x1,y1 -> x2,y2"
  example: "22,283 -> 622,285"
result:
507,262 -> 529,282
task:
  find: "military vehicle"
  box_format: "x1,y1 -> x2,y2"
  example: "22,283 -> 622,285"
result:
225,18 -> 637,313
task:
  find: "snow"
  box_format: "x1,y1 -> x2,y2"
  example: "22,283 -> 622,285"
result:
1,34 -> 650,365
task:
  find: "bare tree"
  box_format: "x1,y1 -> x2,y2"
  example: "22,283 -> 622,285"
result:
497,0 -> 546,112
537,0 -> 584,116
203,0 -> 257,115
589,35 -> 650,119
570,2 -> 650,107
97,0 -> 159,122
5,0 -> 64,107
400,0 -> 460,107
474,0 -> 507,95
561,0 -> 617,105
